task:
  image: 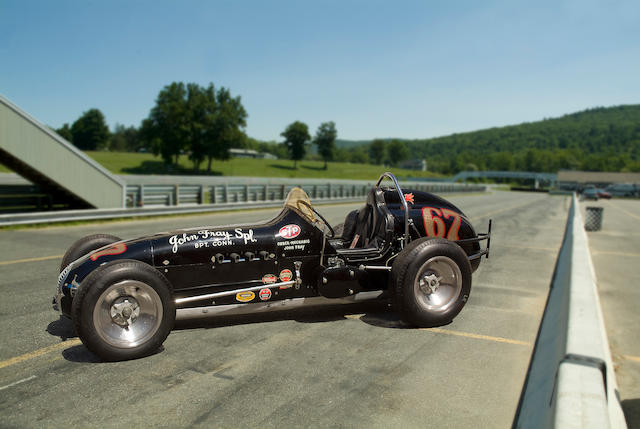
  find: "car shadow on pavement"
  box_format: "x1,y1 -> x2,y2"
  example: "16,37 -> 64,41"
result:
46,316 -> 77,340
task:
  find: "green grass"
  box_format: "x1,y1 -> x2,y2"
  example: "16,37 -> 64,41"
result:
84,151 -> 441,180
0,150 -> 440,180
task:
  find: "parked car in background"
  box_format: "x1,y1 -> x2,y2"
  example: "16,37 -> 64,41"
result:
582,187 -> 600,200
596,188 -> 612,199
605,183 -> 639,198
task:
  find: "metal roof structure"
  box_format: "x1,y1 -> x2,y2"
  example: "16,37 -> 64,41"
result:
0,94 -> 125,208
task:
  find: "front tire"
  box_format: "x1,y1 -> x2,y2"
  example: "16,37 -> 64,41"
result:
392,238 -> 472,327
72,260 -> 175,361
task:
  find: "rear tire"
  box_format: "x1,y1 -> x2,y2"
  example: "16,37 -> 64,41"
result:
72,259 -> 175,361
392,238 -> 472,327
60,234 -> 121,272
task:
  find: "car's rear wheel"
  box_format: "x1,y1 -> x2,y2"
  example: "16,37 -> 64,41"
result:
72,260 -> 175,361
60,234 -> 121,272
392,238 -> 471,327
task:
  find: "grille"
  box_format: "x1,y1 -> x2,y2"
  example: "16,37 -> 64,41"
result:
58,265 -> 71,293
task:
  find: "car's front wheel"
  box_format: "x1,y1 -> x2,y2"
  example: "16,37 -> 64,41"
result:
392,238 -> 472,327
72,260 -> 175,361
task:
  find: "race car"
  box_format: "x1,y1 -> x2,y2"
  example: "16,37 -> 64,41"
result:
55,172 -> 491,361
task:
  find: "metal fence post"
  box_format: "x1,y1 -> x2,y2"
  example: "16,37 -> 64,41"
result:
139,185 -> 144,207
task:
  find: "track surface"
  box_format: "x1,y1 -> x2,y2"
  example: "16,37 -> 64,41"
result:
0,191 -> 569,427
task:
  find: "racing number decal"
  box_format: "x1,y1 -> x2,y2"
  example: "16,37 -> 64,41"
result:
90,242 -> 127,261
421,207 -> 461,241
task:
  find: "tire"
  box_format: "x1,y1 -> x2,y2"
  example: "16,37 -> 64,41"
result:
392,238 -> 472,327
72,259 -> 175,361
60,234 -> 121,272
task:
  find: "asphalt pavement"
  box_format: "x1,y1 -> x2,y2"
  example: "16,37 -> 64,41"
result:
0,191 -> 570,428
581,197 -> 640,427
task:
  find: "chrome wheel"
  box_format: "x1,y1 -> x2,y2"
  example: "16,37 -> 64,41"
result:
414,255 -> 462,313
93,280 -> 163,349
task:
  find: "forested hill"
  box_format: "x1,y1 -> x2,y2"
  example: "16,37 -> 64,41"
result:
403,105 -> 640,174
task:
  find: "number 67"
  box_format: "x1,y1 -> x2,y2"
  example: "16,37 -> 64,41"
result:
421,207 -> 461,241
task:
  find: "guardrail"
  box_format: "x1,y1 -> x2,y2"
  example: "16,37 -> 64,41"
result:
514,194 -> 626,428
124,181 -> 485,208
0,180 -> 486,226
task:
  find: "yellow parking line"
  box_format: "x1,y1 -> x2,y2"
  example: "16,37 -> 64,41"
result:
623,355 -> 640,363
344,314 -> 531,346
0,339 -> 81,369
0,254 -> 63,266
421,327 -> 532,346
606,201 -> 640,221
592,250 -> 640,258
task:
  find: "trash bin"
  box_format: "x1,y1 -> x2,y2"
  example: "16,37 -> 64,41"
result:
585,206 -> 604,231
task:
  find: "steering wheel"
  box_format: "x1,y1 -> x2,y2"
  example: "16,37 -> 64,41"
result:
298,201 -> 335,238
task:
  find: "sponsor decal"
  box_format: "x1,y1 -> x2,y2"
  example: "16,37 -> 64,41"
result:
90,242 -> 127,261
277,224 -> 301,239
404,193 -> 415,204
259,288 -> 272,301
279,269 -> 293,282
236,291 -> 255,302
262,274 -> 277,284
276,238 -> 310,252
169,228 -> 257,253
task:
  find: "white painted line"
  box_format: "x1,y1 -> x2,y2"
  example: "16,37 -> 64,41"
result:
0,375 -> 37,391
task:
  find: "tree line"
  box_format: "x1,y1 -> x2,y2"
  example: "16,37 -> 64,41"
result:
54,82 -> 359,173
391,105 -> 640,174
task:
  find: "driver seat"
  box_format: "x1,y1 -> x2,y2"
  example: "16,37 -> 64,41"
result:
349,188 -> 394,249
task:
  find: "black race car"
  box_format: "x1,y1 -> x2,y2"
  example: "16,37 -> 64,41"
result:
55,173 -> 491,361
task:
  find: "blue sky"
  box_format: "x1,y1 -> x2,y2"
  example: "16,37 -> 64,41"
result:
1,0 -> 639,141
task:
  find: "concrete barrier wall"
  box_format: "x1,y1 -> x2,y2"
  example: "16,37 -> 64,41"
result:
514,194 -> 626,428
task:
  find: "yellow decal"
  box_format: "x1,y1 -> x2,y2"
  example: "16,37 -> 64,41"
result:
236,291 -> 255,302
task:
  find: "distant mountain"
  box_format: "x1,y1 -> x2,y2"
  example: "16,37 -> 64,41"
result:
402,104 -> 640,173
335,139 -> 372,149
332,105 -> 640,174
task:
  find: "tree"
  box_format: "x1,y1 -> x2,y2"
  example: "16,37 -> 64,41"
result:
349,146 -> 369,164
204,87 -> 248,173
144,82 -> 189,165
186,83 -> 214,173
313,121 -> 337,169
110,123 -> 140,152
70,109 -> 110,150
387,139 -> 409,166
369,139 -> 387,165
56,123 -> 73,142
281,121 -> 310,168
